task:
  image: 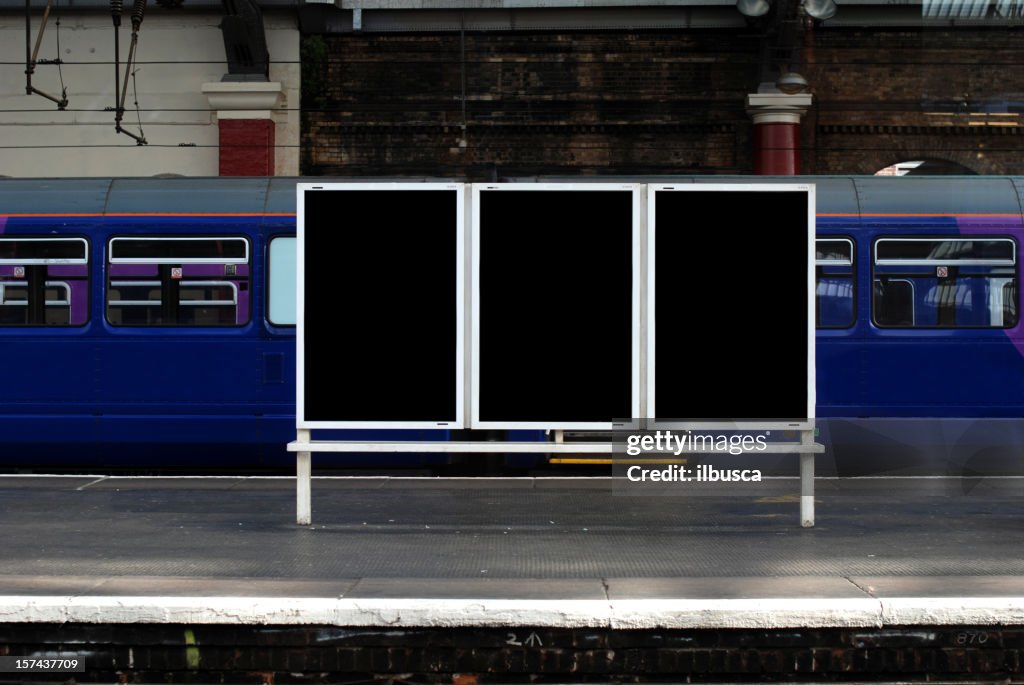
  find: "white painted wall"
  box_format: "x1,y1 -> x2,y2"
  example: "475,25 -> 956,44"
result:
0,7 -> 299,177
267,11 -> 300,177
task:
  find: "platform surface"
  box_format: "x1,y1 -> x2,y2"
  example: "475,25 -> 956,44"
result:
1,474 -> 1023,628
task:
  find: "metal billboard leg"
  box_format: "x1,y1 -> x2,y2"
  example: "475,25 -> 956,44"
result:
297,429 -> 311,526
800,429 -> 815,528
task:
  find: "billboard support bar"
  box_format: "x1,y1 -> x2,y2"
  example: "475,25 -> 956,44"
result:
289,438 -> 824,526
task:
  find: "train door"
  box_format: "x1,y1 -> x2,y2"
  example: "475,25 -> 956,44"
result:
257,232 -> 298,457
0,235 -> 96,461
96,233 -> 262,464
868,235 -> 1024,413
814,236 -> 863,415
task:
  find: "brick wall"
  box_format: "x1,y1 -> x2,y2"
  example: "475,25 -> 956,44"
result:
302,31 -> 760,178
4,623 -> 1023,681
805,27 -> 1024,175
219,119 -> 276,177
301,26 -> 1024,178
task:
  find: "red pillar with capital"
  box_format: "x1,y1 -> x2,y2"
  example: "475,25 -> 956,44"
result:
746,93 -> 813,175
217,119 -> 275,176
202,81 -> 285,176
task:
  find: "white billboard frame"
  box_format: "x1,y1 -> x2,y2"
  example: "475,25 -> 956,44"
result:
645,183 -> 816,431
470,182 -> 643,431
296,182 -> 466,430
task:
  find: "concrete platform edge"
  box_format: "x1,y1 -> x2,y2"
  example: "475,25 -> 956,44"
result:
2,594 -> 1024,628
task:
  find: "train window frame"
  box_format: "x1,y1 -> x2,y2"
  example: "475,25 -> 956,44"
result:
874,237 -> 1015,266
105,235 -> 251,328
266,235 -> 296,327
0,281 -> 71,306
108,236 -> 249,264
46,281 -> 71,306
0,236 -> 90,327
815,237 -> 856,330
873,278 -> 917,327
871,236 -> 1019,329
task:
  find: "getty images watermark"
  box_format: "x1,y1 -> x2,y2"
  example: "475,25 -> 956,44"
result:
611,422 -> 799,496
622,430 -> 766,484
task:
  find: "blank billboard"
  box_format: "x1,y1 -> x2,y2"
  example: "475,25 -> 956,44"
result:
473,184 -> 640,429
297,184 -> 464,428
648,185 -> 814,428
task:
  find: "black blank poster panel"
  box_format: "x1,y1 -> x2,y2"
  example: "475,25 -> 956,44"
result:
479,190 -> 634,423
655,190 -> 808,422
303,189 -> 458,423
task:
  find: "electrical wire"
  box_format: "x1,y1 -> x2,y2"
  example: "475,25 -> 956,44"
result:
54,5 -> 67,98
131,63 -> 146,143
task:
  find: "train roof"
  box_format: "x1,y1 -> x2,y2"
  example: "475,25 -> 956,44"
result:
0,177 -> 456,215
0,176 -> 1023,217
509,175 -> 1024,216
0,178 -> 273,215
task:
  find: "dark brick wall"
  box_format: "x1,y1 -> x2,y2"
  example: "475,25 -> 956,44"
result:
3,623 -> 1023,682
301,31 -> 760,178
804,26 -> 1024,175
301,25 -> 1024,178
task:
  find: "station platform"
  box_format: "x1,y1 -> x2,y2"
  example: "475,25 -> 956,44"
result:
1,473 -> 1023,627
2,474 -> 1024,681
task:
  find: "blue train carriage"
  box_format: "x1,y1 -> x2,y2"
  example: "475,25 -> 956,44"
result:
2,176 -> 1024,474
0,177 -> 454,470
807,176 -> 1024,476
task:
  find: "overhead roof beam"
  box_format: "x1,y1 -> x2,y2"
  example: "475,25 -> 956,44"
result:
336,0 -> 728,7
297,5 -> 748,32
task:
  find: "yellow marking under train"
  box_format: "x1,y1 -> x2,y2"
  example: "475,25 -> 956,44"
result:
549,458 -> 689,465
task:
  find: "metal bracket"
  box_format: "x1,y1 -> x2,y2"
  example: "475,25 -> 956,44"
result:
24,0 -> 68,109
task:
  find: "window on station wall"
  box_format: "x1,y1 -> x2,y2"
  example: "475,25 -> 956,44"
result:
267,236 -> 296,326
0,237 -> 89,326
872,237 -> 1018,328
816,238 -> 855,329
106,236 -> 250,326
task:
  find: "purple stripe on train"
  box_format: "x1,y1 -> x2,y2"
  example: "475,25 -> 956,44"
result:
109,264 -> 158,277
955,216 -> 1024,231
0,265 -> 88,277
69,281 -> 87,325
237,285 -> 249,325
48,265 -> 89,277
108,264 -> 250,277
0,266 -> 88,276
184,264 -> 250,277
957,215 -> 1024,355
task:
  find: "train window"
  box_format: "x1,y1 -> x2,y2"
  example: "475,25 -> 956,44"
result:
872,237 -> 1018,328
875,238 -> 1014,265
0,237 -> 89,326
106,236 -> 250,327
816,238 -> 854,328
874,278 -> 915,326
109,237 -> 249,263
267,236 -> 296,326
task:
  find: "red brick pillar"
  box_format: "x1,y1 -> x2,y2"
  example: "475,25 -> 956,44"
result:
202,81 -> 285,176
746,93 -> 812,175
218,119 -> 275,176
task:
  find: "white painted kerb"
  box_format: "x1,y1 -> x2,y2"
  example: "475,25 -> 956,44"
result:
3,596 -> 1024,629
